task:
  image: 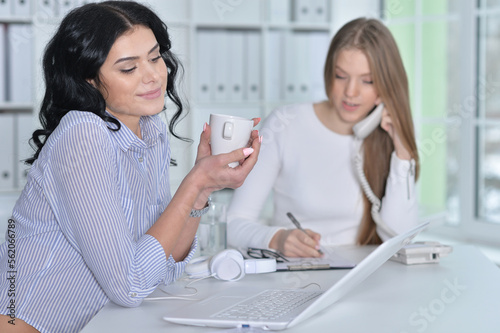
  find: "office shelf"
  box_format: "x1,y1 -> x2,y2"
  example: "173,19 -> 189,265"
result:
150,0 -> 341,188
1,0 -> 382,192
0,103 -> 33,111
0,16 -> 31,23
1,6 -> 35,191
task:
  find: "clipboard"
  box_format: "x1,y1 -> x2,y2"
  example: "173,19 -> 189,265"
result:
243,247 -> 356,271
276,252 -> 356,271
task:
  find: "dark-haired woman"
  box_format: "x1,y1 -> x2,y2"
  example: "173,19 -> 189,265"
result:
0,2 -> 260,332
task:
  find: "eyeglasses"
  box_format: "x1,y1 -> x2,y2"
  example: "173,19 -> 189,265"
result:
247,247 -> 289,263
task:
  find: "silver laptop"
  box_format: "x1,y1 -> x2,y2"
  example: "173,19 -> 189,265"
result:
163,222 -> 429,330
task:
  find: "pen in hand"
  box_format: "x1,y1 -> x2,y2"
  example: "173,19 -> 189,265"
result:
286,212 -> 324,255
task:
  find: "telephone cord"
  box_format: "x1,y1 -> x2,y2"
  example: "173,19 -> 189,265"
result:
354,149 -> 398,238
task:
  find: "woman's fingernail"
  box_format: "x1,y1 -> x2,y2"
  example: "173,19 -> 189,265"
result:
203,123 -> 207,132
243,148 -> 254,157
259,135 -> 263,144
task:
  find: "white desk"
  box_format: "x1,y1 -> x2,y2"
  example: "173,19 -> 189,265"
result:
81,245 -> 500,333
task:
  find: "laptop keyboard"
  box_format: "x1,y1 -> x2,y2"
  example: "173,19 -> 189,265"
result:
212,289 -> 323,321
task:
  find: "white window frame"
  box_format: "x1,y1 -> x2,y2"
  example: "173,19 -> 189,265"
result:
459,0 -> 500,244
383,0 -> 500,245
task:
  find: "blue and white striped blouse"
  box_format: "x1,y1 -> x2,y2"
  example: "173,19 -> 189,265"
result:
0,111 -> 196,332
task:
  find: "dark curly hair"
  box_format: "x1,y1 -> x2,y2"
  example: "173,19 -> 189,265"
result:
27,0 -> 187,164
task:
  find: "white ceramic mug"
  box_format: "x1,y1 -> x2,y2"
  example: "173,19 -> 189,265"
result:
209,114 -> 253,167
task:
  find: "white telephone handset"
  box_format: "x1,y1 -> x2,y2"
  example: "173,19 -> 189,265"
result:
352,103 -> 384,139
353,103 -> 398,238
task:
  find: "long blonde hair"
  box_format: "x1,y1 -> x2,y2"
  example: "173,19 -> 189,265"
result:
324,18 -> 420,245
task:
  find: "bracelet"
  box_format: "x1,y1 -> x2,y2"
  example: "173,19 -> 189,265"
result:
189,197 -> 211,218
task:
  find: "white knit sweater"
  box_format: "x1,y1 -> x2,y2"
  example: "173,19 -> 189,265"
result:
227,103 -> 418,249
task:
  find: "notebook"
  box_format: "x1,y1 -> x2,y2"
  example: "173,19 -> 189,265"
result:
163,221 -> 429,330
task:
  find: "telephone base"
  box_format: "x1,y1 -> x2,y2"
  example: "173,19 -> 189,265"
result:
390,241 -> 453,265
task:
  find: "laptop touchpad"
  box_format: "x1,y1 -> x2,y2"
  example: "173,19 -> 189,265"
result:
166,295 -> 247,318
202,295 -> 247,313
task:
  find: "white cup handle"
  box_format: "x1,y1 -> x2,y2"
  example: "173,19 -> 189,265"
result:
223,122 -> 233,140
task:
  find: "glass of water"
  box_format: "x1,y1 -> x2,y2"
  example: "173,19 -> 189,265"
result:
197,201 -> 227,257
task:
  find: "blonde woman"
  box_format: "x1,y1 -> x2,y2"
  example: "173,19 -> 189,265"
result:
227,18 -> 419,257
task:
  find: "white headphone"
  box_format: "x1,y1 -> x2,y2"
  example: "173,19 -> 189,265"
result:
185,249 -> 277,282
